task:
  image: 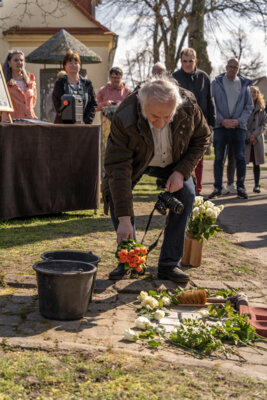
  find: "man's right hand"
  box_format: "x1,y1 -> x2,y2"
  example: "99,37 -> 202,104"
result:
221,119 -> 239,129
117,216 -> 133,244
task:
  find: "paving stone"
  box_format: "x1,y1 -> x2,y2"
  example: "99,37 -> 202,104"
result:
0,314 -> 21,326
114,280 -> 154,293
153,280 -> 186,291
223,281 -> 257,290
94,279 -> 116,293
4,274 -> 37,288
191,280 -> 227,290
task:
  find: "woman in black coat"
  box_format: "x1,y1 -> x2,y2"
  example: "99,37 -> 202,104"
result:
52,50 -> 97,124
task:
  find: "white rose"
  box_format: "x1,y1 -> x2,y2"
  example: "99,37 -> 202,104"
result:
124,328 -> 137,341
204,200 -> 214,208
199,309 -> 209,318
206,208 -> 214,217
154,309 -> 165,321
162,296 -> 171,307
135,316 -> 152,330
194,196 -> 204,206
141,296 -> 159,309
199,205 -> 205,214
219,204 -> 224,211
192,207 -> 200,218
137,291 -> 149,302
214,207 -> 221,217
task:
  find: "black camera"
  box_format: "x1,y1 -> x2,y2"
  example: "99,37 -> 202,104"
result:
155,191 -> 184,215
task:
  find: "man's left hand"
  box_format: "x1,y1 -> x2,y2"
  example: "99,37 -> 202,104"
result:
166,171 -> 184,193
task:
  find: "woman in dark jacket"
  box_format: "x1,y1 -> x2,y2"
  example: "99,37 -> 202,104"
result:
52,50 -> 97,124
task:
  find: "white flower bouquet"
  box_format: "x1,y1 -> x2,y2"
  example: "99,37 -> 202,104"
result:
187,196 -> 224,242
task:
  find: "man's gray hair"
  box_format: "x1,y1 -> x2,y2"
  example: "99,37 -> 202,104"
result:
138,76 -> 182,111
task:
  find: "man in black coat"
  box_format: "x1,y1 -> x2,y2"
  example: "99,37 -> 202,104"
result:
173,48 -> 215,194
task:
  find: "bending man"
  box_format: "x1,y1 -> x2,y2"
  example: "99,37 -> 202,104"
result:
102,76 -> 210,283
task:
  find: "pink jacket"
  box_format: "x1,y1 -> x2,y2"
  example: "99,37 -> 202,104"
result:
96,82 -> 131,111
2,73 -> 37,121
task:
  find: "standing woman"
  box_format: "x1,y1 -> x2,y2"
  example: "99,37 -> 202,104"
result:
2,50 -> 37,121
245,86 -> 266,193
52,50 -> 97,124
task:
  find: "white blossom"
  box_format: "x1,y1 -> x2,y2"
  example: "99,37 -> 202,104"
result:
141,296 -> 159,309
124,328 -> 137,341
162,296 -> 171,307
199,205 -> 206,214
154,310 -> 165,321
194,196 -> 204,206
206,208 -> 214,218
199,309 -> 210,318
192,207 -> 200,218
137,291 -> 149,303
135,316 -> 152,330
204,200 -> 214,208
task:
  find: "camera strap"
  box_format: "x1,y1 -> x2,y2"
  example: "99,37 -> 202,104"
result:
141,206 -> 168,254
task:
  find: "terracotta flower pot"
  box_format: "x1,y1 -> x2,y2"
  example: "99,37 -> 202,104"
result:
181,232 -> 203,267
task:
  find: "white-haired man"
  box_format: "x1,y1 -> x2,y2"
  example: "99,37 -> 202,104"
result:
102,76 -> 210,282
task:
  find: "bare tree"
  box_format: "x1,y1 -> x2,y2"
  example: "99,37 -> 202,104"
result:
124,44 -> 154,88
97,0 -> 267,73
218,27 -> 265,79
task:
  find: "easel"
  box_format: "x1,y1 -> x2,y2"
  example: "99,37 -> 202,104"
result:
0,64 -> 14,123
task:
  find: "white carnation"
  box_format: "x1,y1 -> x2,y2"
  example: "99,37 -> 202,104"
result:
124,328 -> 137,341
141,296 -> 159,309
135,316 -> 152,330
154,309 -> 165,321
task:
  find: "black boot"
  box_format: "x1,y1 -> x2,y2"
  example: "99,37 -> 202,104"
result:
157,265 -> 190,283
109,263 -> 128,280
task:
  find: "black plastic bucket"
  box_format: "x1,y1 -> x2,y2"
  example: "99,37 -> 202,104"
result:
41,251 -> 100,303
33,260 -> 97,320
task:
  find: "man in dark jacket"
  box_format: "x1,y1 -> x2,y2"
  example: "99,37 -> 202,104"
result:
207,58 -> 253,199
173,48 -> 215,195
102,76 -> 211,282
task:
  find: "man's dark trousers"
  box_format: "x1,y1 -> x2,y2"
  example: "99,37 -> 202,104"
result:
108,163 -> 195,268
213,127 -> 246,190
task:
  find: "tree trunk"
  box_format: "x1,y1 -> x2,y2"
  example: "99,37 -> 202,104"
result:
188,0 -> 212,75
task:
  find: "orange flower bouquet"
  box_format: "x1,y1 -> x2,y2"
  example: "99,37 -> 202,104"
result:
116,239 -> 148,273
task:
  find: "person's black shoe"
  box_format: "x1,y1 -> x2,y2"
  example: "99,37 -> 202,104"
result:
157,266 -> 190,283
109,263 -> 128,280
253,186 -> 261,193
237,187 -> 248,199
204,188 -> 222,200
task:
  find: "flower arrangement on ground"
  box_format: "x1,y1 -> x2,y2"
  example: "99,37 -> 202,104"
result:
123,288 -> 266,355
187,196 -> 224,242
116,239 -> 148,273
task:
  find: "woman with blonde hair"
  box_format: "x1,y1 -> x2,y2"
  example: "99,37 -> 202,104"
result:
2,49 -> 37,121
245,86 -> 266,193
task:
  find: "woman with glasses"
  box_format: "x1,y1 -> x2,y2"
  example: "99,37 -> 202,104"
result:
52,50 -> 97,124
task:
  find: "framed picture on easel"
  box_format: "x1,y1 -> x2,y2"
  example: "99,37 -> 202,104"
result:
0,64 -> 14,123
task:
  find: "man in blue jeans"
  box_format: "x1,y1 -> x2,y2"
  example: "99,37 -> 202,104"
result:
207,58 -> 253,200
102,76 -> 210,282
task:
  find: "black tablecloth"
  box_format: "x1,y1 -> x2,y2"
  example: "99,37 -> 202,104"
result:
0,124 -> 100,220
